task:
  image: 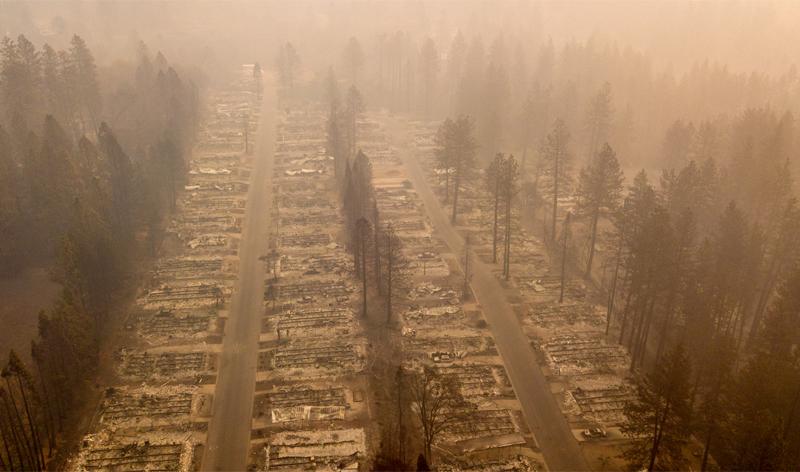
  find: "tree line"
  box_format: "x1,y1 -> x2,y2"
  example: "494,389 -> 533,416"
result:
518,109 -> 799,470
309,32 -> 800,175
309,30 -> 800,472
423,95 -> 798,469
0,34 -> 198,469
327,69 -> 472,470
326,68 -> 410,326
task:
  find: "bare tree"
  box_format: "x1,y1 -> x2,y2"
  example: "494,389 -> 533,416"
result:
381,223 -> 409,324
408,366 -> 461,462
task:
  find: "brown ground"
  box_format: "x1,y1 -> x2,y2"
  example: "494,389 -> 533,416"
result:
0,266 -> 61,364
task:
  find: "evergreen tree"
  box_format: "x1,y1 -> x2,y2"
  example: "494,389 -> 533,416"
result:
576,142 -> 624,277
276,42 -> 300,90
436,115 -> 477,224
584,82 -> 613,160
485,153 -> 505,263
344,85 -> 364,159
541,119 -> 571,241
381,223 -> 409,324
418,38 -> 439,117
501,154 -> 520,280
67,35 -> 101,132
721,264 -> 800,470
342,37 -> 365,85
622,343 -> 693,471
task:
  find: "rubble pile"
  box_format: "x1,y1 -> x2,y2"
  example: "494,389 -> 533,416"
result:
69,65 -> 262,471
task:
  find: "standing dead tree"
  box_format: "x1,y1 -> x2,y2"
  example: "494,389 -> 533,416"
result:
408,366 -> 462,464
381,223 -> 409,324
485,153 -> 505,263
355,217 -> 373,318
501,154 -> 520,280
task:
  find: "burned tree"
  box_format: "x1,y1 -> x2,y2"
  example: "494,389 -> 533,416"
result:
342,37 -> 365,85
541,119 -> 572,242
408,366 -> 461,463
355,217 -> 373,318
584,82 -> 614,160
622,343 -> 692,471
485,153 -> 505,263
380,223 -> 409,324
434,116 -> 477,223
344,85 -> 364,159
434,118 -> 455,202
501,154 -> 520,280
576,142 -> 624,277
276,42 -> 300,90
485,152 -> 519,276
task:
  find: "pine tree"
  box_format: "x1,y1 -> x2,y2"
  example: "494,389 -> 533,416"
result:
576,142 -> 624,277
584,82 -> 614,160
501,154 -> 520,280
344,85 -> 364,159
541,119 -> 571,241
443,116 -> 478,224
381,223 -> 409,324
276,42 -> 300,90
418,38 -> 439,117
67,35 -> 101,132
485,153 -> 505,263
622,343 -> 692,471
342,37 -> 365,85
97,123 -> 135,241
721,263 -> 800,470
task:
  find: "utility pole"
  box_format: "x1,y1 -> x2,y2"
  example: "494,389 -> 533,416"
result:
559,212 -> 572,304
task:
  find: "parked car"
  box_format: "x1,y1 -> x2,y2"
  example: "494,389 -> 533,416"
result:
582,428 -> 607,439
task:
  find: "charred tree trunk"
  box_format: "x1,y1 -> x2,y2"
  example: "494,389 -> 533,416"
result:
585,208 -> 600,278
386,230 -> 393,324
451,169 -> 461,224
551,153 -> 560,242
2,385 -> 33,471
503,184 -> 512,280
15,375 -> 44,469
492,171 -> 500,263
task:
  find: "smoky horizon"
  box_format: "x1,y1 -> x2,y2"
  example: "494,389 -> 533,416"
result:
0,2 -> 798,471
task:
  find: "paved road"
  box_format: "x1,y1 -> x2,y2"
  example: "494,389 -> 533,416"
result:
203,80 -> 274,471
389,119 -> 590,471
